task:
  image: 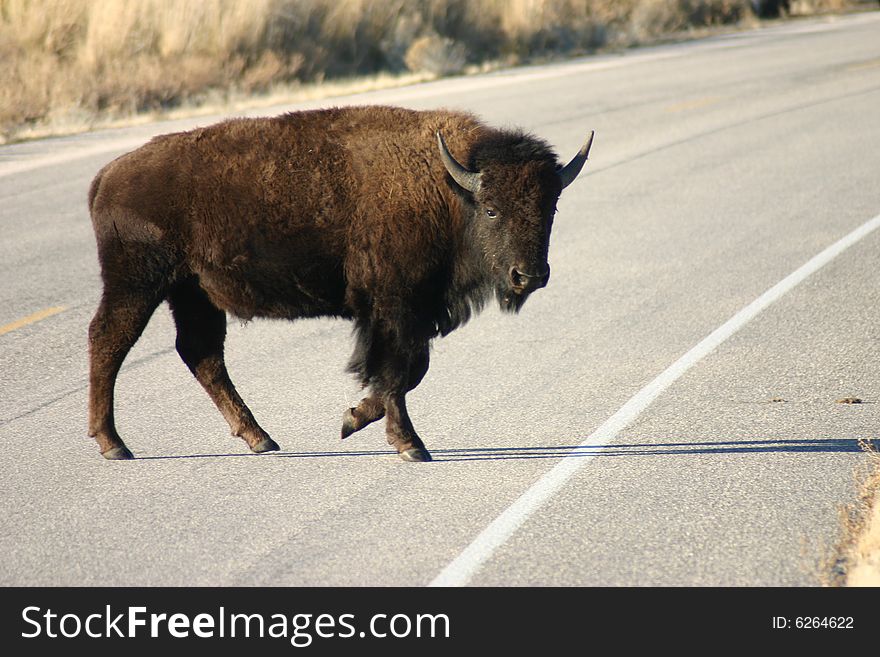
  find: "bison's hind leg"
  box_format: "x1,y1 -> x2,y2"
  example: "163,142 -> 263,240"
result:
168,280 -> 279,454
88,289 -> 163,459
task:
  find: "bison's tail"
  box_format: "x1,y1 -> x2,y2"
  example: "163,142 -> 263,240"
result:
87,166 -> 106,215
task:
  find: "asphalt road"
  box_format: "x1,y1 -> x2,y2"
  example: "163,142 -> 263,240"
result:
2,11 -> 879,586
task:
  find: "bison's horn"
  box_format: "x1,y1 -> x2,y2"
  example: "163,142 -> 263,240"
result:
558,131 -> 595,189
437,132 -> 482,194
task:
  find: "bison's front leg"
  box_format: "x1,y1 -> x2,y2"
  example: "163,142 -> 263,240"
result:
383,390 -> 431,462
341,395 -> 385,439
380,342 -> 431,461
346,320 -> 432,461
341,345 -> 429,439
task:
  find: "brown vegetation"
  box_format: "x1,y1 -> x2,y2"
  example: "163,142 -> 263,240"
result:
843,440 -> 880,585
2,0 -> 856,143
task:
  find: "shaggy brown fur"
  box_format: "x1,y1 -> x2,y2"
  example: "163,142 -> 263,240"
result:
87,105 -> 590,461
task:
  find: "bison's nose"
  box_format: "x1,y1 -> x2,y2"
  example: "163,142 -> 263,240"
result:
509,265 -> 550,294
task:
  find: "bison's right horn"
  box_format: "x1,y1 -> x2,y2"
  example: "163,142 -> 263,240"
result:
558,131 -> 594,189
437,132 -> 482,194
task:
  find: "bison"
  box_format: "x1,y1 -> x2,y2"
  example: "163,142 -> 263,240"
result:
87,106 -> 593,462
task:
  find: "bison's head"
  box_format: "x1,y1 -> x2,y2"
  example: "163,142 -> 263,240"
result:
438,130 -> 593,313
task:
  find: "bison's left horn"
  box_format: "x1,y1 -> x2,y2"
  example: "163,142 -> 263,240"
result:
558,130 -> 594,189
437,132 -> 482,194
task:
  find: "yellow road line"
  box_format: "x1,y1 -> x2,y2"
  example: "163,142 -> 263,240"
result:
845,58 -> 880,72
664,96 -> 721,113
0,306 -> 66,337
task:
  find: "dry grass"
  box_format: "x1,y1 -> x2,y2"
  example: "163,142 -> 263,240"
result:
823,439 -> 880,585
843,440 -> 880,586
790,0 -> 855,14
0,0 -> 862,143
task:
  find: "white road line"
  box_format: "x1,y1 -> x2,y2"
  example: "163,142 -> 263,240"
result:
429,211 -> 880,587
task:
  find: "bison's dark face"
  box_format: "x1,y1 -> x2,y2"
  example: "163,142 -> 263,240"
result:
437,131 -> 594,313
471,161 -> 560,313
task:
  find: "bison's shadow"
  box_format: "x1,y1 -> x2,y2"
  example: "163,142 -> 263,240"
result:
422,438 -> 865,462
135,438 -> 864,462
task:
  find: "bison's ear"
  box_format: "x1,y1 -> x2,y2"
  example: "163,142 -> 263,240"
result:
437,132 -> 482,195
558,131 -> 594,189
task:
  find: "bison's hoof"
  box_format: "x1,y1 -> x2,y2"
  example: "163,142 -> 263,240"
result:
400,447 -> 432,462
341,408 -> 358,439
102,445 -> 134,460
251,437 -> 280,453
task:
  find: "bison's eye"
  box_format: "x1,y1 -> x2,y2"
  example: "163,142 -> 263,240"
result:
485,208 -> 498,219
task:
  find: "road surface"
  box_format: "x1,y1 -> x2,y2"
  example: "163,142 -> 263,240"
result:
2,11 -> 879,586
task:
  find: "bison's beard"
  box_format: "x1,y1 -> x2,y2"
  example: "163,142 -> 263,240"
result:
497,286 -> 530,314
